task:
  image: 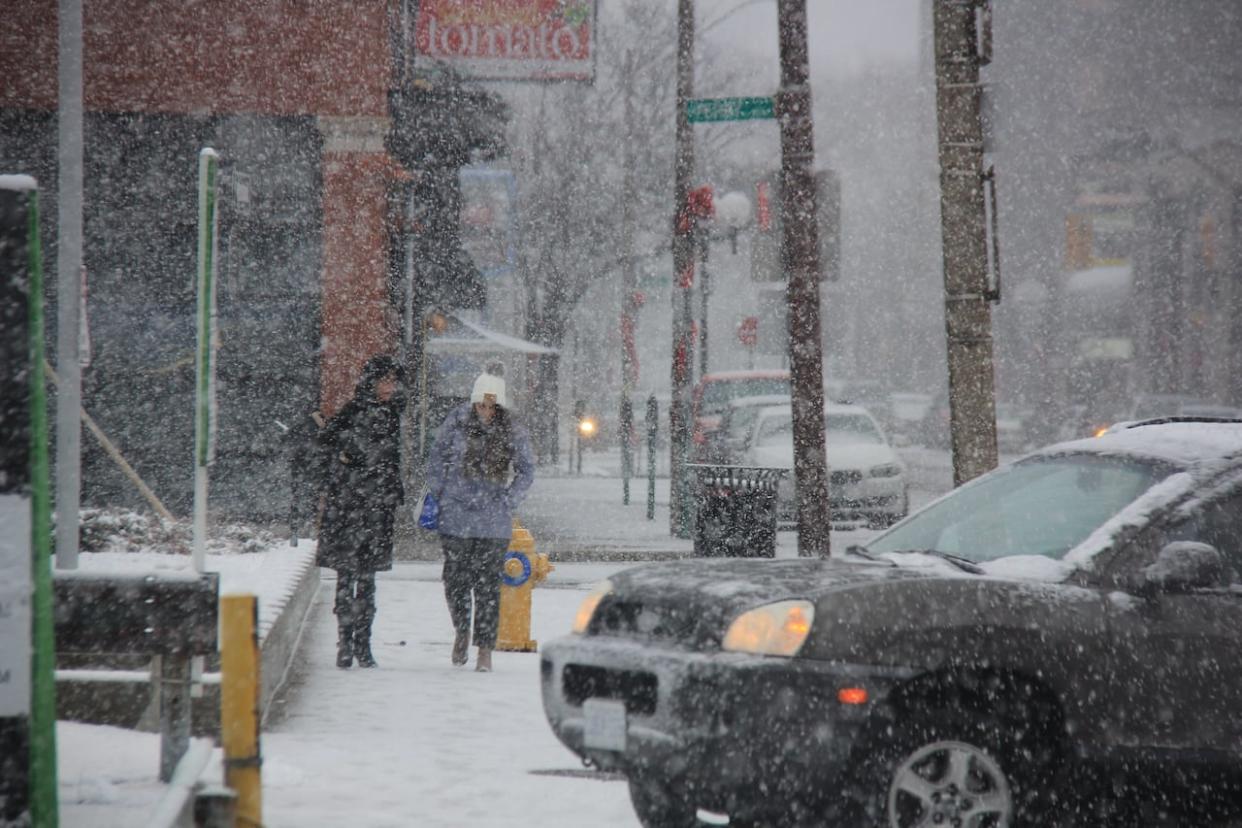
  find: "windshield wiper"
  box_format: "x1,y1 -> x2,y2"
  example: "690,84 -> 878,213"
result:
888,549 -> 985,574
844,544 -> 896,566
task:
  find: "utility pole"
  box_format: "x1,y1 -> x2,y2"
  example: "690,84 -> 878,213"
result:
669,0 -> 696,539
56,0 -> 84,570
698,217 -> 710,377
776,0 -> 831,557
933,0 -> 1000,487
620,49 -> 637,506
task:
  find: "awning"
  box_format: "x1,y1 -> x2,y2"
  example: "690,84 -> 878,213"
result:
425,313 -> 557,355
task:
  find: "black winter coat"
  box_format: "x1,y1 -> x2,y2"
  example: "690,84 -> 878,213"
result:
315,388 -> 404,573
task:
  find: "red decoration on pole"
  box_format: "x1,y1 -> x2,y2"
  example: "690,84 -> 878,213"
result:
677,263 -> 695,289
756,181 -> 771,231
621,310 -> 639,386
738,315 -> 758,347
687,185 -> 715,219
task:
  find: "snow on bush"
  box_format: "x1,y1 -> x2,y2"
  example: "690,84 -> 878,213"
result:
76,508 -> 278,555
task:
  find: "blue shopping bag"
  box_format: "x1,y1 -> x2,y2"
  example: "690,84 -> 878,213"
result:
418,490 -> 440,531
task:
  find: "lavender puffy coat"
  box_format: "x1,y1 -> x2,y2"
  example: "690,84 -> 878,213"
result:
426,403 -> 535,539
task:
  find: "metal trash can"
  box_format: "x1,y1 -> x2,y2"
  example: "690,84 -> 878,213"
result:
689,464 -> 788,558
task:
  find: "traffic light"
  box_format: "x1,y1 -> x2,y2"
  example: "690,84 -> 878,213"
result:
389,75 -> 508,311
410,166 -> 486,310
387,78 -> 508,171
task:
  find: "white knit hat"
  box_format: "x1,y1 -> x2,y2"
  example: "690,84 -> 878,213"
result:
470,373 -> 507,408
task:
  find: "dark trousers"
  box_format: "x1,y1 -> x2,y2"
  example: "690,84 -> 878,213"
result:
334,570 -> 377,633
442,536 -> 508,649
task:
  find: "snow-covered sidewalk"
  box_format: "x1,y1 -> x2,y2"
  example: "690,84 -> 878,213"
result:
262,561 -> 641,828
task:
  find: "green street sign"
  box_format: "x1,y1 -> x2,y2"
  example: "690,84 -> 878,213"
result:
686,96 -> 775,123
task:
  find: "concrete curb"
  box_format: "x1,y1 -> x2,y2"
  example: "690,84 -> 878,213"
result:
257,548 -> 320,728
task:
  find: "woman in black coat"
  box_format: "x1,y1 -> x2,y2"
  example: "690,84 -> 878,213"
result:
317,354 -> 405,668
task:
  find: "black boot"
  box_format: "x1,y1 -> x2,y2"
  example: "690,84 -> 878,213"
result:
336,624 -> 354,669
353,622 -> 377,668
451,631 -> 469,666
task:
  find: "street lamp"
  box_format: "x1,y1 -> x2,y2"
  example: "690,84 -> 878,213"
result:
697,189 -> 752,376
716,190 -> 753,253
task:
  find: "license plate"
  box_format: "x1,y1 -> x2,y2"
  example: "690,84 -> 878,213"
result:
583,698 -> 627,751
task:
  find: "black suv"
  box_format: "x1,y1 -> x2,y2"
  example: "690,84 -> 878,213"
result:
541,420 -> 1242,826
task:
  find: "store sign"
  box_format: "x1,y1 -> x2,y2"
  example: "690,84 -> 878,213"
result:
1079,337 -> 1134,360
415,0 -> 596,82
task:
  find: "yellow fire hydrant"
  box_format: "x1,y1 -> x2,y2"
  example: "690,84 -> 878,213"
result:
496,519 -> 553,652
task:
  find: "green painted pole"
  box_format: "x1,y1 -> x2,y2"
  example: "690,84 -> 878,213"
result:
1,178 -> 59,826
1,177 -> 42,826
193,148 -> 219,573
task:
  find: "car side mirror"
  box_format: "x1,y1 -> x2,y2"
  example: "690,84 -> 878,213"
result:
1141,541 -> 1228,594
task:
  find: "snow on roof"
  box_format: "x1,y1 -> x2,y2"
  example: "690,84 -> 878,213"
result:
0,174 -> 37,191
425,313 -> 557,355
1065,263 -> 1132,293
749,400 -> 872,416
698,368 -> 789,381
1041,421 -> 1242,469
727,393 -> 789,407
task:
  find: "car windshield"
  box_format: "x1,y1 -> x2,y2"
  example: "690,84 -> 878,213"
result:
867,454 -> 1169,562
755,411 -> 884,448
827,413 -> 884,444
699,378 -> 790,414
725,406 -> 764,440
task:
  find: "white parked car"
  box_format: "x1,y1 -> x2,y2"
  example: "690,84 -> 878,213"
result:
742,402 -> 908,527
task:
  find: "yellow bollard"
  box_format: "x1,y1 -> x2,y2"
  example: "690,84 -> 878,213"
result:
220,594 -> 262,826
496,519 -> 554,652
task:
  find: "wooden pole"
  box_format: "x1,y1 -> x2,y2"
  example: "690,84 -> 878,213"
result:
42,359 -> 176,523
777,0 -> 831,557
934,0 -> 1000,486
669,0 -> 696,539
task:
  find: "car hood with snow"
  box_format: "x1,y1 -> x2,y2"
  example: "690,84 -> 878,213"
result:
589,554 -> 1103,664
748,439 -> 903,474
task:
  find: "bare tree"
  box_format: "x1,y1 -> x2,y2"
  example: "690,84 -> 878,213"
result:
507,0 -> 756,461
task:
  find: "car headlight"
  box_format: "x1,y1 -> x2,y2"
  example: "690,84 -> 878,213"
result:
869,463 -> 902,478
722,600 -> 814,657
571,580 -> 613,634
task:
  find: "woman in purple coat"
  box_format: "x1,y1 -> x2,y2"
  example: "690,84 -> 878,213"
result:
426,372 -> 535,672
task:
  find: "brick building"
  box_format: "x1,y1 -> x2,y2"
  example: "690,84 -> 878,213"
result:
0,1 -> 411,517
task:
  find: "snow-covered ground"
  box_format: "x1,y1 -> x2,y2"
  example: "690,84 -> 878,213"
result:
57,447 -> 958,826
58,546 -> 888,827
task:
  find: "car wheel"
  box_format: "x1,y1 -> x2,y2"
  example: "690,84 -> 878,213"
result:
627,776 -> 699,828
834,708 -> 1057,827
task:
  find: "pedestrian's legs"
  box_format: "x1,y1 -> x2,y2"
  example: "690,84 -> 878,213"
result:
442,537 -> 474,665
334,570 -> 356,669
470,539 -> 507,650
352,573 -> 378,668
